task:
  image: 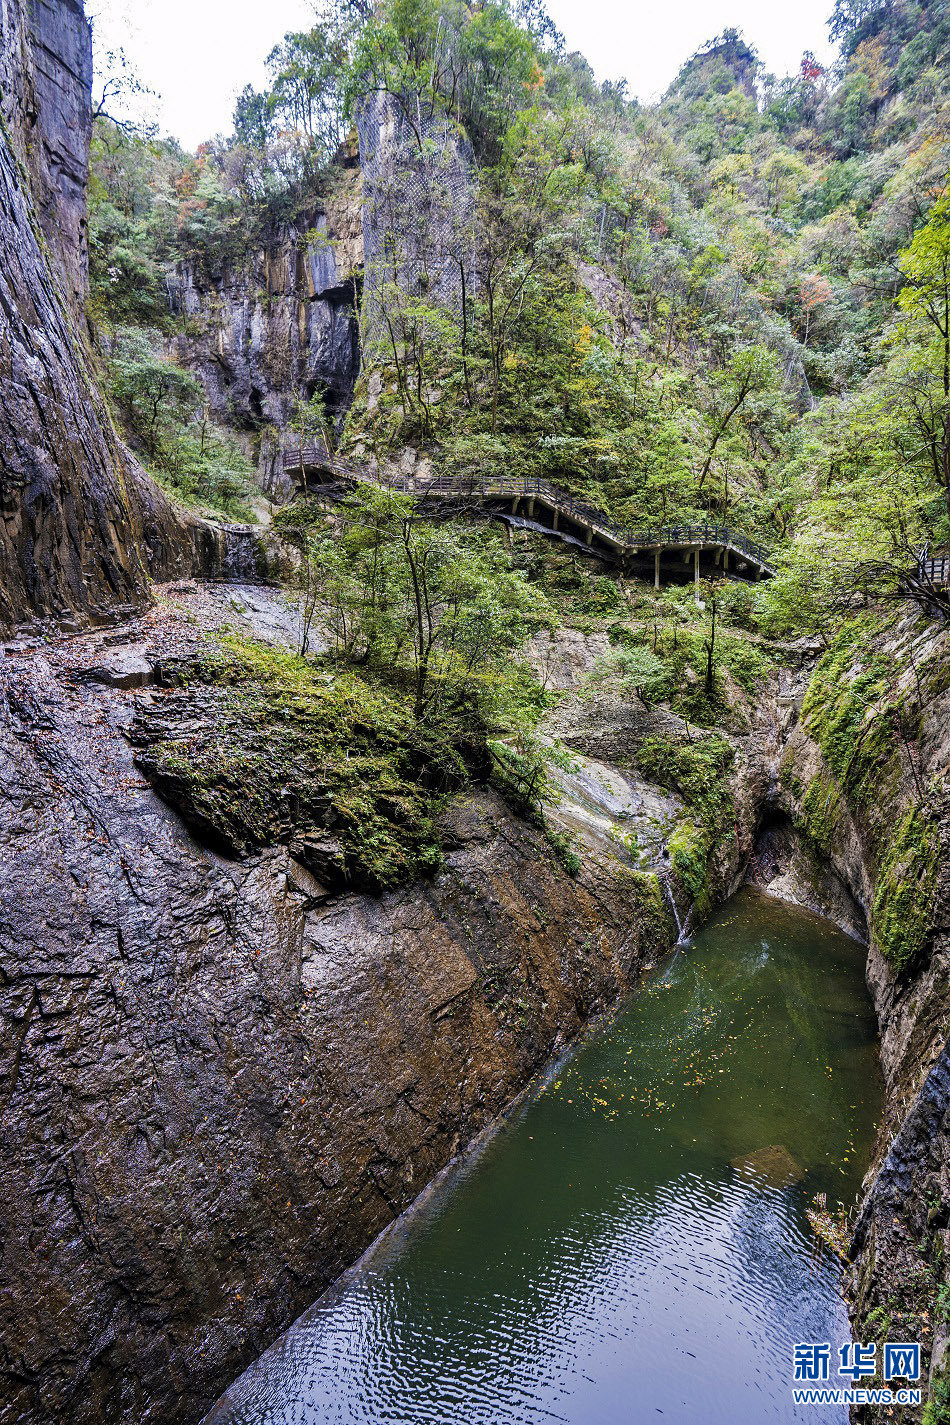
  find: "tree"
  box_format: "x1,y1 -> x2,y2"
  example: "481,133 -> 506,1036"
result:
348,0 -> 541,162
760,149 -> 809,215
89,39 -> 154,134
108,328 -> 202,458
289,392 -> 334,476
587,645 -> 666,706
698,345 -> 779,490
277,488 -> 554,722
233,86 -> 272,149
897,191 -> 950,534
766,364 -> 950,632
264,25 -> 350,165
828,0 -> 887,52
799,273 -> 834,346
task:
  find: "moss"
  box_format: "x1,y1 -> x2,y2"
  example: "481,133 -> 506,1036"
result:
801,614 -> 897,811
133,636 -> 472,892
668,820 -> 710,907
629,869 -> 676,941
546,828 -> 581,877
637,732 -> 735,828
799,614 -> 944,978
781,761 -> 804,801
797,770 -> 841,859
924,1368 -> 950,1425
871,806 -> 940,976
638,732 -> 736,916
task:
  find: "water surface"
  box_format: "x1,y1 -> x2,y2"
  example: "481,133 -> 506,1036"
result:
207,888 -> 881,1425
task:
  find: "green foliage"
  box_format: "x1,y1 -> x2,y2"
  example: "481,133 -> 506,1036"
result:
89,200 -> 170,327
605,594 -> 772,725
638,732 -> 735,826
253,23 -> 349,167
923,1370 -> 950,1425
800,615 -> 896,807
799,612 -> 943,975
586,645 -> 667,706
276,487 -> 554,720
85,0 -> 950,615
348,0 -> 542,162
545,827 -> 581,876
107,326 -> 255,518
108,326 -> 203,455
86,0 -> 950,607
871,806 -> 940,975
797,771 -> 842,859
88,121 -> 184,326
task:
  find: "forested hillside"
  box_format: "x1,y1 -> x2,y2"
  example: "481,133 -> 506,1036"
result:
88,0 -> 950,626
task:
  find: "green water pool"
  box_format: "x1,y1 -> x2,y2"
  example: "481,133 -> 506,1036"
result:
207,886 -> 882,1424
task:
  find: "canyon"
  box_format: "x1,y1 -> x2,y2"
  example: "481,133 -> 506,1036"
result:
1,3 -> 949,1423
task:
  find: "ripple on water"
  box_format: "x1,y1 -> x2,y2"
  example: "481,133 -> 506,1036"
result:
205,889 -> 880,1425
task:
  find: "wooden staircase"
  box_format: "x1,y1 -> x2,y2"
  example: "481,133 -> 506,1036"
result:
283,444 -> 776,586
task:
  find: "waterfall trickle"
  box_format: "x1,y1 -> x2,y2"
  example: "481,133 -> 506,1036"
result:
660,873 -> 691,946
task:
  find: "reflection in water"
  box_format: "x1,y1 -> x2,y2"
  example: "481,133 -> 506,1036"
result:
206,888 -> 881,1425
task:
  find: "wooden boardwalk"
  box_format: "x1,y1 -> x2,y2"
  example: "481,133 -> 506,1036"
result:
284,444 -> 775,586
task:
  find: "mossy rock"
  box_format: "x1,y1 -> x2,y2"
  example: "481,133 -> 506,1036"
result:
872,807 -> 940,976
132,638 -> 471,893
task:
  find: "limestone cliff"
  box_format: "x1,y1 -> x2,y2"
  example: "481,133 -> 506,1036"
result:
356,90 -> 475,325
0,0 -> 204,636
1,0 -> 91,315
167,174 -> 363,501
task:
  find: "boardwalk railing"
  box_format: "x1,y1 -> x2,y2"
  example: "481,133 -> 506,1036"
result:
919,553 -> 949,588
283,443 -> 775,576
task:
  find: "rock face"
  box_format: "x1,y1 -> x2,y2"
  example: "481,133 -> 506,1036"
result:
755,613 -> 950,1416
357,91 -> 475,330
850,1041 -> 950,1398
0,0 -> 204,637
168,180 -> 363,501
0,596 -> 674,1425
0,0 -> 92,316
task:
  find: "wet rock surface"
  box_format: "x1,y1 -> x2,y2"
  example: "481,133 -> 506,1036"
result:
0,0 -> 245,638
754,615 -> 950,1418
168,184 -> 363,500
0,0 -> 92,315
0,586 -> 669,1425
82,651 -> 157,690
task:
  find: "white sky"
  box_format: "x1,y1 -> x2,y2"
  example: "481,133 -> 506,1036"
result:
89,0 -> 839,152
